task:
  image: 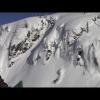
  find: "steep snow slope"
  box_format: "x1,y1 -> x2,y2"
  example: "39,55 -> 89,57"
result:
0,13 -> 100,87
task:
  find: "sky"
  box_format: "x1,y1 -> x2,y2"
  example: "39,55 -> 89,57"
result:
0,13 -> 52,25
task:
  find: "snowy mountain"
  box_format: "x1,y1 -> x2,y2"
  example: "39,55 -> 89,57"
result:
1,13 -> 100,87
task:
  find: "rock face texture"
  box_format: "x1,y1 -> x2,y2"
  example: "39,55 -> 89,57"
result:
0,76 -> 8,87
1,13 -> 100,87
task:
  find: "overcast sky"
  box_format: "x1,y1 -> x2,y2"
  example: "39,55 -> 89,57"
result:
0,13 -> 52,25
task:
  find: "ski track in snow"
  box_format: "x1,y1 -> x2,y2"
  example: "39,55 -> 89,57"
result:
0,13 -> 100,87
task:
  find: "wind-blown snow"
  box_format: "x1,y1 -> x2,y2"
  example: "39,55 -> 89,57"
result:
0,13 -> 100,87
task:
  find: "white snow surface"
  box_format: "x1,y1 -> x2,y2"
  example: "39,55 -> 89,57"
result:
0,13 -> 100,87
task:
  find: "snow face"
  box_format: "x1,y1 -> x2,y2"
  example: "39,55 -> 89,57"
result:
1,13 -> 100,87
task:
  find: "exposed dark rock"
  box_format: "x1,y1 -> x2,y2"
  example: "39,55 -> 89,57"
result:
8,62 -> 14,68
0,76 -> 8,88
14,81 -> 23,88
32,34 -> 40,41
